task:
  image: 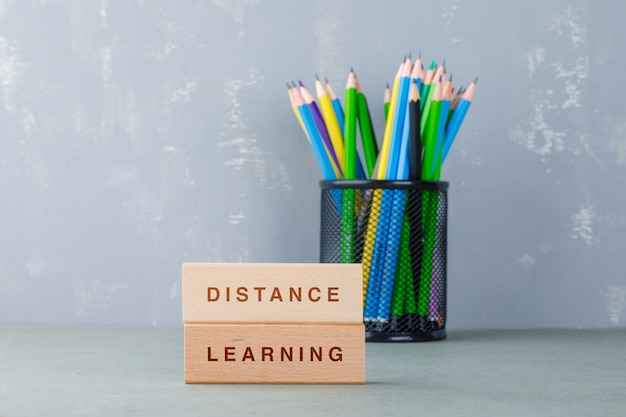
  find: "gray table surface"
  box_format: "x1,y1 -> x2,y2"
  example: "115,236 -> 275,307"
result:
1,326 -> 624,416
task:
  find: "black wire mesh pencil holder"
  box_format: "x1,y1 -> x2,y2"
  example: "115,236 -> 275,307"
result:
320,180 -> 448,342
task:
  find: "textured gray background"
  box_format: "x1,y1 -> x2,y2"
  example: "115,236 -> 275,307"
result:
0,0 -> 624,328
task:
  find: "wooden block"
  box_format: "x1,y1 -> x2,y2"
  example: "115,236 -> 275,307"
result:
184,323 -> 365,384
182,263 -> 363,324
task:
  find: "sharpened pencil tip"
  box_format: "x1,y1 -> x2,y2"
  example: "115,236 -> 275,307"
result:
325,76 -> 329,84
473,76 -> 479,84
315,74 -> 320,81
298,80 -> 305,87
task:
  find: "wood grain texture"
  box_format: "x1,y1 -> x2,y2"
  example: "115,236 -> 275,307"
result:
184,323 -> 365,384
182,263 -> 363,324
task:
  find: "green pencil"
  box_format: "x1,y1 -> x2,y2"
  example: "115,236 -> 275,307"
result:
418,80 -> 442,316
357,82 -> 378,178
341,70 -> 358,263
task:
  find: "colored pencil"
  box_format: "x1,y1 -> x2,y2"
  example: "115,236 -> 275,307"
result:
442,78 -> 476,164
299,81 -> 343,178
408,80 -> 422,181
291,86 -> 336,180
383,83 -> 391,121
315,76 -> 345,174
356,79 -> 378,178
385,56 -> 412,180
325,78 -> 345,133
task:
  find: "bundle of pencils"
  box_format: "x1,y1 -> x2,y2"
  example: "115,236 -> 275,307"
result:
288,54 -> 476,326
287,56 -> 475,182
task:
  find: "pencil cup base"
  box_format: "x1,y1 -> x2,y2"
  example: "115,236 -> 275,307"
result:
366,329 -> 447,342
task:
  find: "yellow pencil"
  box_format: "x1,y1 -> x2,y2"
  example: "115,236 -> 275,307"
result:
375,60 -> 404,180
315,76 -> 345,173
361,59 -> 405,304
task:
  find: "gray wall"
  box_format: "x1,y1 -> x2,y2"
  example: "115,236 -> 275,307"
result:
1,0 -> 625,329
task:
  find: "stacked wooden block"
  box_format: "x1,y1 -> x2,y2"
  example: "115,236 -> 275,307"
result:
182,263 -> 365,384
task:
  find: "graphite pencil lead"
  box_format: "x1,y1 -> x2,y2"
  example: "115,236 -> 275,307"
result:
473,76 -> 479,84
298,80 -> 305,87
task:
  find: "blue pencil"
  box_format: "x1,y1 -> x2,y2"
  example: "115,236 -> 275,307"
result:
370,57 -> 412,320
441,79 -> 476,164
384,58 -> 412,180
376,188 -> 407,320
292,87 -> 336,180
363,188 -> 393,320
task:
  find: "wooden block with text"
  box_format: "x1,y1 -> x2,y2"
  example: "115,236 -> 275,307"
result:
184,323 -> 365,384
182,263 -> 365,384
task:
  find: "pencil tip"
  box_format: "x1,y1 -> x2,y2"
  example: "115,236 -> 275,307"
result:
298,80 -> 305,87
315,74 -> 319,81
474,76 -> 479,84
325,76 -> 329,84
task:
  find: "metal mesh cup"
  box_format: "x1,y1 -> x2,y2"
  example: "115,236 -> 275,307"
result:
320,180 -> 448,342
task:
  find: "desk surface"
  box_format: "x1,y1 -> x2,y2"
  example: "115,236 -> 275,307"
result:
1,326 -> 624,416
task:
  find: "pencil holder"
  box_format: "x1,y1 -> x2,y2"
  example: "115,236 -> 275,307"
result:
319,180 -> 448,342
